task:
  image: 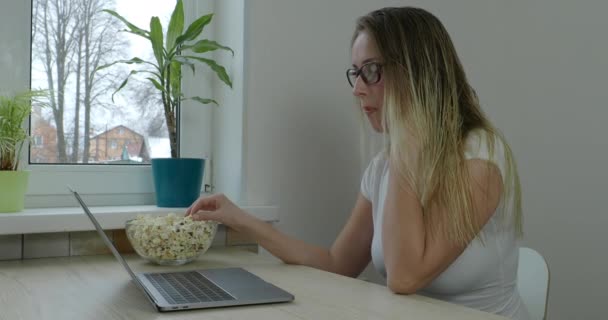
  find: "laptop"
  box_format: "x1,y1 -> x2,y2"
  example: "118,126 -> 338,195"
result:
68,187 -> 294,312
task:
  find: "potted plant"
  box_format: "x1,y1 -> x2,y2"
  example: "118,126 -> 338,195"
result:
0,90 -> 47,212
100,0 -> 233,207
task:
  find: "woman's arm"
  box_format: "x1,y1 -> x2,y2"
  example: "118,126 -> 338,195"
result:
382,159 -> 503,294
189,193 -> 374,278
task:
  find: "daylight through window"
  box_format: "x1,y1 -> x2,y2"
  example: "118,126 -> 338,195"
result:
30,0 -> 175,165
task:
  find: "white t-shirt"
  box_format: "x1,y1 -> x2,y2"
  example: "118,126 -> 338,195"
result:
360,131 -> 530,320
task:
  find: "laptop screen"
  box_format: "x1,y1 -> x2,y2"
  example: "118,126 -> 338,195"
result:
68,186 -> 158,307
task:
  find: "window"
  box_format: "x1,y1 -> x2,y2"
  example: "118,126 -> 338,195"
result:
30,0 -> 176,165
33,135 -> 44,147
20,0 -> 217,207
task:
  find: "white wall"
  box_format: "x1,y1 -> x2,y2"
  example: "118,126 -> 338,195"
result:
241,0 -> 388,247
211,0 -> 245,200
0,1 -> 30,93
241,1 -> 608,319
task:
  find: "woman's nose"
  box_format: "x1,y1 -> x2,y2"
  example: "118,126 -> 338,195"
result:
352,76 -> 367,97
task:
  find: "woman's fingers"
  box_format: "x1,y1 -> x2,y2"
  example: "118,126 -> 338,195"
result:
190,210 -> 207,220
191,210 -> 222,223
186,195 -> 220,216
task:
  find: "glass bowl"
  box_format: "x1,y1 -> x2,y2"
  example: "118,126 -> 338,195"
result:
125,214 -> 218,266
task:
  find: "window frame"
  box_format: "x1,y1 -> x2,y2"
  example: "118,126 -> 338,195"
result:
18,0 -> 215,208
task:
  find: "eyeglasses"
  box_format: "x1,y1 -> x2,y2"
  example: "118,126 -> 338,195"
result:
346,62 -> 383,88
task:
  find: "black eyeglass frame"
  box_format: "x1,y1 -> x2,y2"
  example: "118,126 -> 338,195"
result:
346,62 -> 383,88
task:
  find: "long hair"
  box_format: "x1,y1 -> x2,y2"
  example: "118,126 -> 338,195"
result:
353,7 -> 522,245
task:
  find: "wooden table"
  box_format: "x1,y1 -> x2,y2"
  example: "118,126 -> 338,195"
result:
0,248 -> 506,319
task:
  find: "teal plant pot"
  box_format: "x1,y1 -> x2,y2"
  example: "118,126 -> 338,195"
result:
151,158 -> 204,208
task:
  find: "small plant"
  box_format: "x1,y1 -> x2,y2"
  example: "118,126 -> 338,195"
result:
0,90 -> 48,171
100,0 -> 233,158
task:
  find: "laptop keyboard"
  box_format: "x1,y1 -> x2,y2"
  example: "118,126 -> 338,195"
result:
145,272 -> 236,304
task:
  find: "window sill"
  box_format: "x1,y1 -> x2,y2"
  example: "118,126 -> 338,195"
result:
0,205 -> 278,235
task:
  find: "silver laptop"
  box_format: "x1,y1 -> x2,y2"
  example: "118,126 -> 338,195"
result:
68,187 -> 294,312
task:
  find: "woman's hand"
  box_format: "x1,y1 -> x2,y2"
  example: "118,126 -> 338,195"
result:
185,193 -> 251,231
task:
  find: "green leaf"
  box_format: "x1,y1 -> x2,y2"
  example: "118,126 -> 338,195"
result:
175,13 -> 213,46
96,57 -> 149,72
103,10 -> 150,39
190,97 -> 218,105
173,56 -> 195,75
111,70 -> 139,102
183,56 -> 232,88
146,77 -> 165,93
169,61 -> 182,102
166,0 -> 184,51
121,29 -> 151,40
149,17 -> 164,69
183,39 -> 234,56
0,90 -> 49,170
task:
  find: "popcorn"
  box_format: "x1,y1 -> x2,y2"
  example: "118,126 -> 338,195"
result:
126,213 -> 217,263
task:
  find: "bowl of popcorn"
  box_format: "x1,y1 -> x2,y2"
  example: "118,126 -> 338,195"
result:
125,213 -> 218,266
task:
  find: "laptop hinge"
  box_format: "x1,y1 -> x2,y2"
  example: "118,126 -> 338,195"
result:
133,278 -> 161,311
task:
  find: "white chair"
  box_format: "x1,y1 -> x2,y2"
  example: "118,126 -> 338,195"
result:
517,247 -> 550,320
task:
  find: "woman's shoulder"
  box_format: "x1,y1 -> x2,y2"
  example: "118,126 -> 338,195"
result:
464,130 -> 505,159
464,129 -> 508,175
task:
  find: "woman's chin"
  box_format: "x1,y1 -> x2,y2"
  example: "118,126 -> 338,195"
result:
370,123 -> 384,133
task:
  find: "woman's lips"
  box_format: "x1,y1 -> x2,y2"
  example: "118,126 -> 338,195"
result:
363,106 -> 377,114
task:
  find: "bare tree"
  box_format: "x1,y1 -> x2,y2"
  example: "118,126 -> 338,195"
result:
33,0 -> 80,162
71,20 -> 84,163
33,0 -> 128,164
79,0 -> 128,163
127,78 -> 167,138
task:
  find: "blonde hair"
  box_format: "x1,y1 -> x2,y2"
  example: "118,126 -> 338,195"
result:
354,7 -> 522,245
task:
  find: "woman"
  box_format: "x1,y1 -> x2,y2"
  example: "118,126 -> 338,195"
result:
187,7 -> 529,320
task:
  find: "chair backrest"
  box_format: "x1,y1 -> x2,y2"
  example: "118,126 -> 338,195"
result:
517,247 -> 550,320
